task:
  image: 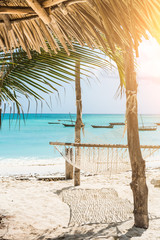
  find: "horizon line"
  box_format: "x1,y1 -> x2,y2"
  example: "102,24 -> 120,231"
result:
3,112 -> 160,115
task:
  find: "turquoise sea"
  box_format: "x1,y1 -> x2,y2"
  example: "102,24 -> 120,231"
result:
0,113 -> 160,162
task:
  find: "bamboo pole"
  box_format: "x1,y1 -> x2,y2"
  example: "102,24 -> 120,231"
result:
0,7 -> 33,15
125,45 -> 149,228
74,61 -> 83,186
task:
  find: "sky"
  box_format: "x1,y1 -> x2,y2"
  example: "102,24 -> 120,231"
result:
136,37 -> 160,114
10,36 -> 160,114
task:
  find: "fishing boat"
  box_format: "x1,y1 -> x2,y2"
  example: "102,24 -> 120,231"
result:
63,123 -> 75,127
91,125 -> 113,128
63,113 -> 76,127
63,123 -> 85,127
48,122 -> 60,124
58,119 -> 76,122
109,122 -> 125,126
60,112 -> 76,127
138,126 -> 157,131
156,123 -> 160,126
138,115 -> 157,131
62,113 -> 85,127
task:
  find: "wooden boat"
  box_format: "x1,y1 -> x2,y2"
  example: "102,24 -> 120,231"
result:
62,113 -> 85,127
91,125 -> 113,128
60,112 -> 76,125
48,122 -> 60,124
139,116 -> 157,131
58,119 -> 76,122
63,123 -> 85,127
138,126 -> 157,131
109,122 -> 125,126
156,123 -> 160,126
63,123 -> 75,127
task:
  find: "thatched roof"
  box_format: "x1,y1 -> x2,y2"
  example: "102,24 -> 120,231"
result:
0,0 -> 160,57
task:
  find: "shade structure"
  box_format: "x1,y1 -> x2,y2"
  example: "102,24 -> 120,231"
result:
0,0 -> 160,57
1,0 -> 160,229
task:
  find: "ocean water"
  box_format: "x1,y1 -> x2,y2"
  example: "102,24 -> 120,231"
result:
0,113 -> 160,162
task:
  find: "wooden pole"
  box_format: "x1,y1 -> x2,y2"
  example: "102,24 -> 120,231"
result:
65,147 -> 73,179
50,141 -> 160,149
0,1 -> 86,15
125,45 -> 149,228
74,61 -> 83,186
25,0 -> 51,25
1,14 -> 17,50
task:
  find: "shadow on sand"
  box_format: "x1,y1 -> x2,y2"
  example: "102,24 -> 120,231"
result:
118,225 -> 145,239
34,219 -> 148,240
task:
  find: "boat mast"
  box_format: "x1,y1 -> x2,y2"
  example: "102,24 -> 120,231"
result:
69,112 -> 73,124
140,115 -> 144,128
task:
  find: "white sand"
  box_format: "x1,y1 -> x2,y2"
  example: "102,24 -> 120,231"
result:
0,162 -> 160,240
0,158 -> 65,176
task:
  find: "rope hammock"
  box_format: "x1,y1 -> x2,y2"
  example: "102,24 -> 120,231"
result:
51,142 -> 160,226
60,188 -> 133,226
50,142 -> 160,176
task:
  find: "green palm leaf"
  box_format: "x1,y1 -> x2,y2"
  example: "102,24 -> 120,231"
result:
0,42 -> 116,126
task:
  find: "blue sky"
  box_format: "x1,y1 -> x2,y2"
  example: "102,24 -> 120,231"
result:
9,36 -> 160,114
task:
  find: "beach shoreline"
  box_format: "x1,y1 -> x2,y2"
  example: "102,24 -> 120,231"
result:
0,158 -> 65,178
0,155 -> 160,178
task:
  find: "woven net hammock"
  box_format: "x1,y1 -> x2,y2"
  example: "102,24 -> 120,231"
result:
51,142 -> 160,176
60,188 -> 133,226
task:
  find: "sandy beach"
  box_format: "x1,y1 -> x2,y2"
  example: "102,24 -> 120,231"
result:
0,162 -> 160,240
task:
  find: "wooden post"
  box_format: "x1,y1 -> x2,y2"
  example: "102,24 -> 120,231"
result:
65,147 -> 73,179
74,61 -> 83,186
25,0 -> 51,25
125,45 -> 149,228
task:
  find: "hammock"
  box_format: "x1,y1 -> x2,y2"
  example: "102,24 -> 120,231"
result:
60,188 -> 133,226
50,142 -> 160,176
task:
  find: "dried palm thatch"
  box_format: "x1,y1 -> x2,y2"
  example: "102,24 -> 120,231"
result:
0,0 -> 160,58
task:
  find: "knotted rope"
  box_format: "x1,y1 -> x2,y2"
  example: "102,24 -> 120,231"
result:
76,99 -> 82,109
75,99 -> 84,134
52,143 -> 160,176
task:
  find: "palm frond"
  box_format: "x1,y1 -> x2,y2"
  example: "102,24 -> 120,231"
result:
0,42 -> 113,116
